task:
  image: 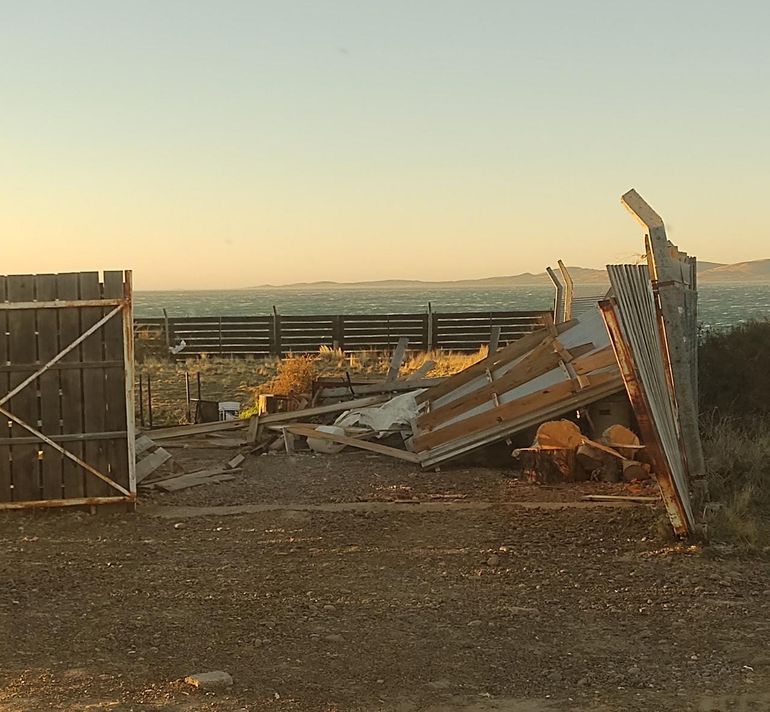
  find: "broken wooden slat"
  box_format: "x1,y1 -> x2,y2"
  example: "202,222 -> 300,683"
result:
286,424 -> 421,463
148,395 -> 389,441
246,415 -> 261,445
405,360 -> 436,381
386,337 -> 409,382
135,435 -> 155,457
135,447 -> 172,483
154,472 -> 237,492
581,494 -> 657,504
319,378 -> 444,399
226,453 -> 245,469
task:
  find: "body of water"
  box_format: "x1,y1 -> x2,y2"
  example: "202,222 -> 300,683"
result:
134,283 -> 770,330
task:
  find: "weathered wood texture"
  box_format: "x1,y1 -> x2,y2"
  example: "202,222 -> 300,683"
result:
0,271 -> 134,508
134,310 -> 551,357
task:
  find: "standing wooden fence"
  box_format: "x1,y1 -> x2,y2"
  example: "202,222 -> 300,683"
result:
0,271 -> 135,510
135,309 -> 550,357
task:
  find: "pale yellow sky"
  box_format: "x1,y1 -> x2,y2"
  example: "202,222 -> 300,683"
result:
2,1 -> 768,289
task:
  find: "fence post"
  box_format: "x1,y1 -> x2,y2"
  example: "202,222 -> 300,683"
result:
162,308 -> 171,351
271,305 -> 282,358
218,316 -> 223,355
427,302 -> 434,352
333,315 -> 344,351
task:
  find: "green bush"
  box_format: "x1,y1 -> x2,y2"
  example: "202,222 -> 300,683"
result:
699,319 -> 770,420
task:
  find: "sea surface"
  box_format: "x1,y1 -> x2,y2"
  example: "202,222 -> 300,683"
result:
134,283 -> 770,330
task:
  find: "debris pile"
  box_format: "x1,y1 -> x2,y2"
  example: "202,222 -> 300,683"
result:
138,189 -> 702,536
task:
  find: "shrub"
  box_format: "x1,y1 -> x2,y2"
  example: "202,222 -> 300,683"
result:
699,319 -> 770,421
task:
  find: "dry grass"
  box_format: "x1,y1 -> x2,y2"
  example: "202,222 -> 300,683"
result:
136,348 -> 486,426
699,416 -> 770,551
697,321 -> 770,551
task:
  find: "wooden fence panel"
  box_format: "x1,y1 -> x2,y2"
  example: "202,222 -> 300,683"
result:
134,309 -> 550,357
0,271 -> 134,509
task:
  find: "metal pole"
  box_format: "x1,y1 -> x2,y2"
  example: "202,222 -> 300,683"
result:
138,373 -> 145,428
184,371 -> 191,423
147,373 -> 153,429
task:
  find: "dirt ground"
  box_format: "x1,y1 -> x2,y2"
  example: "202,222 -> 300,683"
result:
2,452 -> 770,712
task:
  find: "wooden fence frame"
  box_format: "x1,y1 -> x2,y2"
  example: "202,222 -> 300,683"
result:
0,271 -> 136,510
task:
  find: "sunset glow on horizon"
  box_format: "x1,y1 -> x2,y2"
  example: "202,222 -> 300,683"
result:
2,1 -> 769,289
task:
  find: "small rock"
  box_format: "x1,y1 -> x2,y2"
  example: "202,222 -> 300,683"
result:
173,522 -> 185,530
184,671 -> 233,690
427,678 -> 451,690
487,554 -> 500,567
547,671 -> 563,683
467,619 -> 483,627
324,634 -> 344,643
577,677 -> 590,687
323,604 -> 336,611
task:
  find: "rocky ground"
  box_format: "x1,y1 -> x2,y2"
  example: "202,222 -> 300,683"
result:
1,451 -> 769,711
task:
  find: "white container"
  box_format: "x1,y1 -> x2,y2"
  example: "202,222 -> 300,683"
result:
218,401 -> 240,421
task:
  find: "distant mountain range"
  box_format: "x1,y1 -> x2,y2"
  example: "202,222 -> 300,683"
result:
254,259 -> 770,289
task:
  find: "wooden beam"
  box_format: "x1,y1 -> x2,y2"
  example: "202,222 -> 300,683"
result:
319,378 -> 444,399
386,337 -> 409,382
286,424 -> 421,463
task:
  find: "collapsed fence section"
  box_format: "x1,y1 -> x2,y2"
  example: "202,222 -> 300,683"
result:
135,309 -> 551,357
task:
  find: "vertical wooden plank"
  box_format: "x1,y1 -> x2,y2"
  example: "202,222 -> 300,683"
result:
102,271 -> 130,495
0,276 -> 11,502
79,272 -> 111,497
7,275 -> 40,501
35,274 -> 64,500
57,273 -> 85,498
122,271 -> 136,496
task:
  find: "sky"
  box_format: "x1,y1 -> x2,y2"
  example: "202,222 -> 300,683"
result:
2,1 -> 769,289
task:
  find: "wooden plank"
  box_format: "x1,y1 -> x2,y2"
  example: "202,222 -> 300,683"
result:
0,276 -> 10,502
287,424 -> 421,463
571,345 -> 617,376
226,453 -> 245,469
417,341 -> 595,430
35,274 -> 64,500
406,361 -> 436,381
488,326 -> 501,353
246,415 -> 261,445
103,271 -> 130,495
416,317 -> 571,405
386,337 -> 409,382
135,435 -> 155,456
135,447 -> 172,483
413,371 -> 620,452
260,395 -> 389,425
582,494 -> 657,503
149,395 -> 390,440
79,272 -> 110,497
7,275 -> 40,501
57,274 -> 85,499
319,378 -> 444,399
